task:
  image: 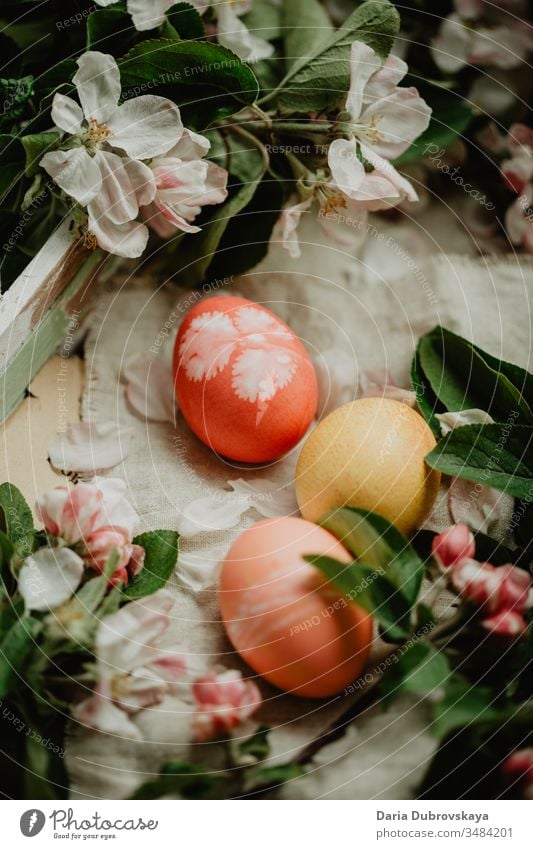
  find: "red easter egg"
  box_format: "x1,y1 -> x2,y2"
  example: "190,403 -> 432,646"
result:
173,296 -> 318,462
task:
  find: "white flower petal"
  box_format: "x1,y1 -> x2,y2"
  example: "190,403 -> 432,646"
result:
177,545 -> 226,591
93,150 -> 140,225
346,41 -> 382,120
107,95 -> 183,159
361,86 -> 432,159
127,0 -> 174,30
123,353 -> 176,423
328,137 -> 366,197
90,476 -> 138,537
19,547 -> 84,612
73,691 -> 142,739
229,478 -> 298,518
176,492 -> 250,537
448,478 -> 515,537
51,93 -> 83,134
48,421 -> 133,474
217,4 -> 274,62
362,54 -> 408,104
40,147 -> 101,206
168,127 -> 210,161
124,157 -> 157,207
73,51 -> 121,124
274,197 -> 312,259
87,200 -> 149,258
436,409 -> 494,436
359,143 -> 418,203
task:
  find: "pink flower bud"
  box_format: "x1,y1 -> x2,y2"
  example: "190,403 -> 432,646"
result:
37,483 -> 103,544
481,608 -> 528,637
432,524 -> 476,569
452,559 -> 532,616
85,526 -> 131,573
502,749 -> 533,797
192,668 -> 262,742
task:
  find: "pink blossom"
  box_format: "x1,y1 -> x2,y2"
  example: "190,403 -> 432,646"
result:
37,483 -> 104,544
191,668 -> 262,741
141,128 -> 228,238
37,478 -> 143,585
481,608 -> 528,637
431,524 -> 476,569
451,559 -> 532,615
74,590 -> 186,738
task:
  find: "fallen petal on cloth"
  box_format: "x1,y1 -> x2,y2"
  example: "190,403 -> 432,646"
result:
228,478 -> 298,518
176,545 -> 226,590
123,353 -> 177,423
48,422 -> 133,473
176,492 -> 250,538
448,477 -> 515,537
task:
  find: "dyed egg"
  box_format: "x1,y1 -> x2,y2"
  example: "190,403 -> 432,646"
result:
219,517 -> 373,698
173,296 -> 317,462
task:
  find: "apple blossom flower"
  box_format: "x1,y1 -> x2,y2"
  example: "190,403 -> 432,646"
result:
451,559 -> 532,615
273,197 -> 313,259
327,43 -> 431,211
18,547 -> 85,612
192,668 -> 262,741
74,590 -> 186,738
37,477 -> 143,585
432,524 -> 476,569
431,4 -> 532,73
40,51 -> 183,257
140,129 -> 228,238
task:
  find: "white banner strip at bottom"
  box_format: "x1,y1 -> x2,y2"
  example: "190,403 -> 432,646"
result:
3,799 -> 530,848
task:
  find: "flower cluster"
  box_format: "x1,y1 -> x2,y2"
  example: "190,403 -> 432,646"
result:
277,41 -> 431,257
432,524 -> 532,636
191,668 -> 262,742
40,51 -> 228,258
501,124 -> 533,253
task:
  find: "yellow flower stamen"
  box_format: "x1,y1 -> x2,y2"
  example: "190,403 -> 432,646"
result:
87,118 -> 111,144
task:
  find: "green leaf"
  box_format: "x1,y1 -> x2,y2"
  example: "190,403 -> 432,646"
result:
411,345 -> 443,437
380,641 -> 450,700
87,8 -> 138,56
166,3 -> 205,39
282,0 -> 334,72
309,554 -> 411,642
319,507 -> 425,606
118,39 -> 259,125
0,482 -> 34,558
425,423 -> 533,500
0,531 -> 14,571
395,84 -> 474,166
0,134 -> 24,201
431,677 -> 509,738
242,0 -> 282,41
239,725 -> 271,761
21,131 -> 60,176
0,615 -> 41,698
124,530 -> 179,598
0,76 -> 34,129
416,326 -> 533,426
274,0 -> 400,112
207,173 -> 284,282
130,760 -> 217,800
247,763 -> 306,790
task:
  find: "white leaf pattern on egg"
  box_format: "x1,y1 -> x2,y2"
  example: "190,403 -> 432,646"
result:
178,311 -> 239,381
231,347 -> 297,403
234,306 -> 292,340
179,304 -> 301,411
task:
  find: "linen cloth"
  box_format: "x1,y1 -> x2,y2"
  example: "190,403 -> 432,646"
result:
67,209 -> 533,800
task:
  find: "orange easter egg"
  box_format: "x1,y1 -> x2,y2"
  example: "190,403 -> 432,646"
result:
173,296 -> 317,463
219,517 -> 373,698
